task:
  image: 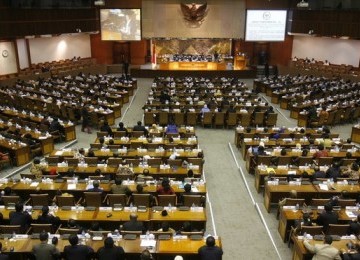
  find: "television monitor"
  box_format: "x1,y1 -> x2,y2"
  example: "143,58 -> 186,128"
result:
100,9 -> 141,41
245,10 -> 287,42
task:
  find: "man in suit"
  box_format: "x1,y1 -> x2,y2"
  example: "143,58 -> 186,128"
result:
9,202 -> 32,233
317,203 -> 339,233
122,213 -> 145,233
303,235 -> 341,260
87,180 -> 103,193
111,178 -> 131,196
198,236 -> 223,260
97,237 -> 125,260
133,121 -> 148,136
32,232 -> 60,260
63,234 -> 94,260
37,205 -> 60,231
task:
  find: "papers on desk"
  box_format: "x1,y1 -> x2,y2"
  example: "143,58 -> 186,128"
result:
123,180 -> 135,185
319,184 -> 329,191
55,151 -> 63,156
341,235 -> 356,240
30,182 -> 39,187
0,205 -> 5,209
345,211 -> 358,218
191,186 -> 199,192
289,181 -> 301,186
266,167 -> 275,173
0,178 -> 8,184
298,235 -> 313,240
140,239 -> 156,248
99,207 -> 112,211
67,184 -> 77,190
190,206 -> 204,212
15,235 -> 28,239
283,206 -> 296,210
124,207 -> 137,212
288,170 -> 297,175
70,206 -> 84,211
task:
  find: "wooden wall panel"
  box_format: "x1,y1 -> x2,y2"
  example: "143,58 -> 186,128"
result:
269,35 -> 293,66
130,40 -> 148,65
90,34 -> 113,64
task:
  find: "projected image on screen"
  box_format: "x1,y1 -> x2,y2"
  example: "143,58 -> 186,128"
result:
245,10 -> 287,41
100,9 -> 141,41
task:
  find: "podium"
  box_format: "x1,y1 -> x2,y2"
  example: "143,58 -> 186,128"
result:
234,55 -> 247,70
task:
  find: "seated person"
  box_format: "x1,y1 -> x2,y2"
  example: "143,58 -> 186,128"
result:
313,144 -> 329,160
0,151 -> 9,162
157,221 -> 176,235
87,180 -> 103,193
30,157 -> 46,179
317,203 -> 339,232
136,169 -> 153,181
121,213 -> 146,233
326,162 -> 341,181
312,166 -> 326,180
37,205 -> 60,230
198,236 -> 223,260
348,214 -> 360,236
97,237 -> 125,260
49,117 -> 65,135
9,202 -> 32,233
63,234 -> 94,260
133,121 -> 148,136
100,121 -> 113,137
156,178 -> 175,195
166,121 -> 178,134
116,122 -> 128,136
111,177 -> 132,196
341,163 -> 360,180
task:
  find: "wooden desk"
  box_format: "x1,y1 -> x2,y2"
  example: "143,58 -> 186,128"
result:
314,183 -> 360,198
159,62 -> 226,71
0,139 -> 30,166
278,208 -> 356,242
264,184 -> 318,213
351,126 -> 360,144
292,236 -> 349,260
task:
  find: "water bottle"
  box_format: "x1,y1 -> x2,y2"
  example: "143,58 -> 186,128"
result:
146,230 -> 150,240
295,203 -> 299,211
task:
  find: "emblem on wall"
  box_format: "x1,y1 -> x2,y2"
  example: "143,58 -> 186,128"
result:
180,2 -> 208,26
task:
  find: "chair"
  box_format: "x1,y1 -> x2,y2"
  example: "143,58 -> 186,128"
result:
105,194 -> 128,207
265,113 -> 278,127
310,199 -> 330,207
46,157 -> 59,166
159,112 -> 169,126
327,224 -> 350,236
226,112 -> 237,128
56,195 -> 76,207
202,112 -> 213,127
174,113 -> 185,126
187,158 -> 204,172
113,131 -> 127,138
186,112 -> 198,126
66,158 -> 79,167
2,196 -> 20,206
298,157 -> 313,166
30,224 -> 53,234
239,113 -> 251,127
132,131 -> 145,138
213,112 -> 225,128
318,157 -> 333,166
168,159 -> 183,168
30,194 -> 49,206
277,156 -> 292,166
120,230 -> 142,236
144,112 -> 156,126
157,195 -> 177,207
89,230 -> 113,237
179,231 -> 204,236
253,112 -> 265,126
57,227 -> 80,235
84,157 -> 98,166
299,226 -> 324,236
147,158 -> 162,167
90,143 -> 102,149
20,173 -> 36,179
132,194 -> 152,207
183,195 -> 205,207
126,159 -> 141,166
97,132 -> 108,138
150,231 -> 174,239
337,199 -> 356,207
107,158 -> 123,167
0,153 -> 11,169
0,225 -> 22,234
84,192 -> 102,207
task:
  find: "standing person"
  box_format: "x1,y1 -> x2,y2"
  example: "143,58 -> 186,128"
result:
198,236 -> 223,260
97,237 -> 125,260
63,234 -> 94,260
32,232 -> 60,260
303,235 -> 341,260
81,105 -> 91,134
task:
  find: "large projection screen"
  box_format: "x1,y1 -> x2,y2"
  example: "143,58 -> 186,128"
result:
245,10 -> 287,41
100,9 -> 141,41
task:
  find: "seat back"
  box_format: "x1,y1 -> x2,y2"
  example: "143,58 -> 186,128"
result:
202,112 -> 213,127
284,198 -> 305,206
0,225 -> 22,234
106,194 -> 128,207
132,194 -> 151,207
226,112 -> 237,128
310,198 -> 330,207
174,113 -> 185,126
338,199 -> 356,207
300,226 -> 324,236
67,158 -> 79,166
84,192 -> 102,207
159,112 -> 169,126
56,195 -> 75,207
97,132 -> 108,138
239,113 -> 251,127
30,194 -> 49,206
186,112 -> 197,126
253,112 -> 265,126
46,157 -> 59,166
57,227 -> 80,235
132,131 -> 145,138
84,157 -> 98,166
183,195 -> 205,207
144,112 -> 156,126
214,112 -> 225,128
318,157 -> 333,166
113,131 -> 127,138
107,158 -> 123,167
147,158 -> 162,167
31,224 -> 53,234
266,113 -> 278,126
157,195 -> 177,207
2,196 -> 20,206
20,173 -> 36,179
327,224 -> 350,236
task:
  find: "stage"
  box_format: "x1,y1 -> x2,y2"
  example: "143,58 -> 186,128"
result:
130,63 -> 256,78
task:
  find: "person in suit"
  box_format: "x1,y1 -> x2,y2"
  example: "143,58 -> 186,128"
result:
303,235 -> 341,260
49,117 -> 65,135
87,180 -> 103,193
37,205 -> 60,231
111,177 -> 131,196
97,237 -> 125,260
32,232 -> 60,260
198,236 -> 223,260
0,242 -> 9,260
140,249 -> 153,260
317,203 -> 339,233
122,213 -> 146,233
100,121 -> 113,137
348,215 -> 360,236
116,122 -> 128,136
63,234 -> 94,260
133,121 -> 148,136
81,105 -> 91,134
9,202 -> 32,233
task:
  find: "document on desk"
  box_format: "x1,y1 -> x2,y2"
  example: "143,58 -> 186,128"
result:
319,184 -> 329,191
30,182 -> 39,187
346,211 -> 357,218
140,239 -> 156,247
67,184 -> 77,190
55,151 -> 63,156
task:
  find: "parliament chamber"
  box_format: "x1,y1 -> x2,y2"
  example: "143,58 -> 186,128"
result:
1,0 -> 360,259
